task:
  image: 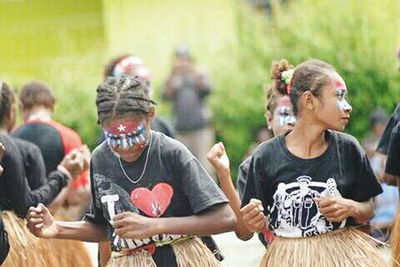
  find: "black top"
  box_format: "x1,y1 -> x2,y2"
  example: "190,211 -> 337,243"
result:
236,156 -> 251,200
385,122 -> 400,176
377,103 -> 400,154
11,137 -> 47,190
241,131 -> 382,238
0,134 -> 69,217
85,131 -> 227,265
12,123 -> 64,175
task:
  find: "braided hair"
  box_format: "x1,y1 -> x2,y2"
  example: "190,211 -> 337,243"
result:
96,76 -> 156,125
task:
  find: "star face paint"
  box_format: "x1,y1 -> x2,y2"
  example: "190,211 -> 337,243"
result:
104,121 -> 148,149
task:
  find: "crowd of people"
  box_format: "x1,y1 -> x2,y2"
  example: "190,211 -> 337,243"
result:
0,46 -> 400,267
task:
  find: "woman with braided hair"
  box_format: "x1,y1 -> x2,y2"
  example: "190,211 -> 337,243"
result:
237,59 -> 385,266
27,76 -> 236,267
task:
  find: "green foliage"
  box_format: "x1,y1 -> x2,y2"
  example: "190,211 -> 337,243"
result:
211,0 -> 400,178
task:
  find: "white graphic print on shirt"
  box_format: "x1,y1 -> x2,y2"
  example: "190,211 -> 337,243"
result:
95,174 -> 185,249
269,176 -> 346,238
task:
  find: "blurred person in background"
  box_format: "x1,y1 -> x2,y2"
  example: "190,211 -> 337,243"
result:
102,54 -> 175,139
0,143 -> 9,265
362,109 -> 398,243
12,82 -> 91,221
0,81 -> 91,266
163,46 -> 215,176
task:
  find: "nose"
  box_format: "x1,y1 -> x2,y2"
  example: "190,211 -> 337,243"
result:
343,100 -> 352,113
287,116 -> 297,126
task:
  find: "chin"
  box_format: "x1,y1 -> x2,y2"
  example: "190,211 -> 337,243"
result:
121,154 -> 140,162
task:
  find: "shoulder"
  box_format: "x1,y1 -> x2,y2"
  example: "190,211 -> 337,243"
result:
48,120 -> 81,140
252,134 -> 283,161
154,131 -> 195,163
329,130 -> 365,156
91,141 -> 112,163
9,137 -> 41,155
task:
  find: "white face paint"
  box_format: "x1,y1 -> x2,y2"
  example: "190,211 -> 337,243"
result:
277,106 -> 297,127
336,88 -> 352,112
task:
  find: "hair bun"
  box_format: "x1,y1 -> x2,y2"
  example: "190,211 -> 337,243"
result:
270,59 -> 292,96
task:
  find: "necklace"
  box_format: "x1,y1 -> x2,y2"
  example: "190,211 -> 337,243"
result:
117,133 -> 153,184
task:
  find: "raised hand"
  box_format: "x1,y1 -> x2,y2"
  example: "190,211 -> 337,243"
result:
240,198 -> 267,233
59,145 -> 90,178
27,203 -> 59,238
207,142 -> 230,175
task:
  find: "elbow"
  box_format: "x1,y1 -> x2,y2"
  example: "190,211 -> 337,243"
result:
220,204 -> 237,232
236,231 -> 253,241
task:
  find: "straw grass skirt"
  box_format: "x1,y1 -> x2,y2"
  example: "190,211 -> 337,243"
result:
1,211 -> 92,267
391,210 -> 400,266
260,228 -> 386,267
107,236 -> 221,267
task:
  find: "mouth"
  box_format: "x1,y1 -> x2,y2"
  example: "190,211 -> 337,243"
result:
341,117 -> 350,123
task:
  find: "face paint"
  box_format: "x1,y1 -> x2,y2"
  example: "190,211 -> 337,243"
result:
277,106 -> 297,127
104,121 -> 148,149
336,88 -> 351,112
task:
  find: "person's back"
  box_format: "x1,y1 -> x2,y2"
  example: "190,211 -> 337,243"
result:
13,120 -> 82,176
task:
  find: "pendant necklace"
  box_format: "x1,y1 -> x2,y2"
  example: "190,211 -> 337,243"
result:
117,133 -> 153,184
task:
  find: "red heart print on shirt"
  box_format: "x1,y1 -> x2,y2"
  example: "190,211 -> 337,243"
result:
130,183 -> 174,217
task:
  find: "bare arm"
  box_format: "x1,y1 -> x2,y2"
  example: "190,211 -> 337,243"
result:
206,142 -> 257,240
27,203 -> 107,242
112,203 -> 236,240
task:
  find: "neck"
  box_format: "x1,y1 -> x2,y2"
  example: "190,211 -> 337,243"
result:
24,108 -> 52,123
0,126 -> 8,135
286,117 -> 328,159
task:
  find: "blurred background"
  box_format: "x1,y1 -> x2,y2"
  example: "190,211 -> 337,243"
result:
1,0 -> 400,179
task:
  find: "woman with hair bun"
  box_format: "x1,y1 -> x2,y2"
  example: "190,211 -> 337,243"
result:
239,59 -> 385,266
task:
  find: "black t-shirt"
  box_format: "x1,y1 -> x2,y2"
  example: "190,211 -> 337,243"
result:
85,131 -> 227,264
385,122 -> 400,176
241,131 -> 382,238
12,123 -> 64,175
11,137 -> 47,190
0,134 -> 69,217
237,156 -> 251,200
377,103 -> 400,154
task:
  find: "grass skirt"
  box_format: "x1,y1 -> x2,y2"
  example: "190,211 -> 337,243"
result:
260,228 -> 386,267
391,210 -> 400,266
107,237 -> 221,267
1,211 -> 92,267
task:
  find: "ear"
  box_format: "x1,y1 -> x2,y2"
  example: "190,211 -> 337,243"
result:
147,106 -> 155,121
265,111 -> 273,125
302,91 -> 316,111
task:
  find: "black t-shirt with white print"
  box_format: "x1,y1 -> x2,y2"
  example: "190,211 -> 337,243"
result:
241,130 -> 382,238
85,131 -> 227,263
385,122 -> 400,176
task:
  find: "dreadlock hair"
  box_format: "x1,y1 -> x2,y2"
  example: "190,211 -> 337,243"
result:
96,76 -> 155,125
271,59 -> 335,116
0,82 -> 15,125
